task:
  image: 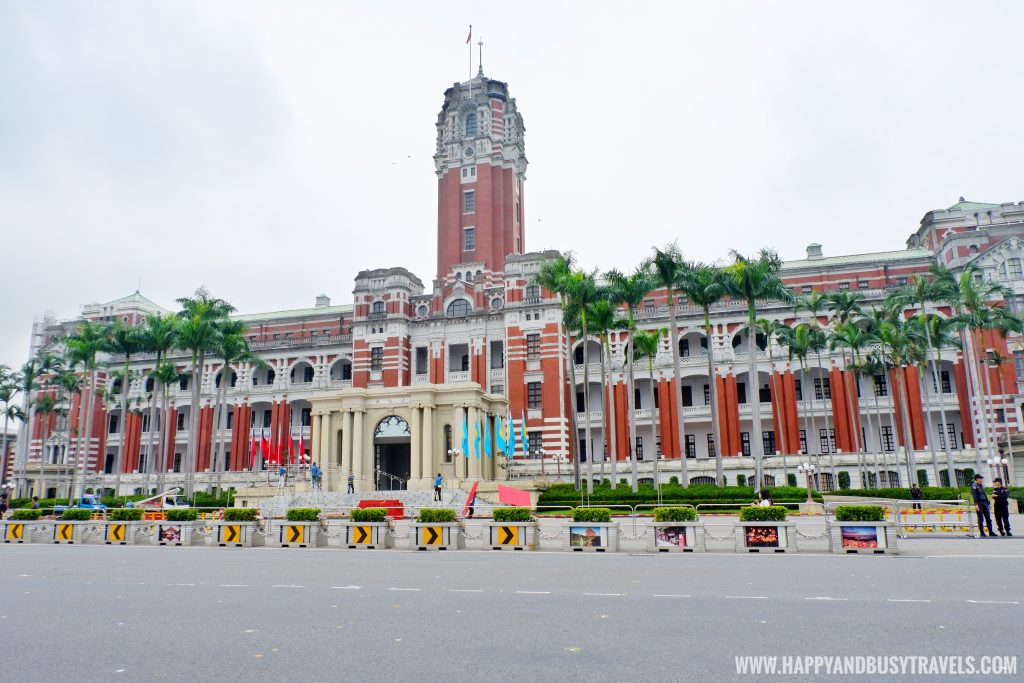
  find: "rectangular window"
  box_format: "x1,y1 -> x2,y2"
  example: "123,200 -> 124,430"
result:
227,411 -> 233,429
635,436 -> 644,461
177,413 -> 187,431
528,431 -> 542,455
858,280 -> 870,289
173,453 -> 182,473
794,379 -> 803,401
685,434 -> 695,458
706,434 -> 716,458
463,190 -> 475,214
799,429 -> 807,454
703,384 -> 711,405
526,333 -> 541,360
941,370 -> 951,394
680,339 -> 690,357
838,282 -> 850,290
873,374 -> 888,396
936,423 -> 957,450
301,408 -> 311,427
819,428 -> 836,454
801,285 -> 813,293
737,383 -> 747,404
108,415 -> 120,435
263,411 -> 272,429
527,382 -> 542,409
814,377 -> 831,400
880,425 -> 895,452
371,347 -> 383,371
444,425 -> 452,461
463,227 -> 475,251
740,432 -> 751,457
142,414 -> 150,433
415,347 -> 429,375
490,341 -> 504,369
460,165 -> 477,182
682,386 -> 693,407
762,430 -> 776,455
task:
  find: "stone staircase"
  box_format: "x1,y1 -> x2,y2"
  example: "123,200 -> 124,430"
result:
260,489 -> 468,518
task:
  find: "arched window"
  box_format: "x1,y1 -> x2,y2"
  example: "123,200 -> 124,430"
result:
465,271 -> 473,283
371,301 -> 385,314
465,112 -> 477,137
446,299 -> 471,318
524,285 -> 540,300
145,377 -> 154,392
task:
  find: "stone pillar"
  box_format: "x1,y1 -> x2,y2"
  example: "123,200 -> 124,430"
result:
341,411 -> 352,474
454,405 -> 466,480
410,406 -> 422,481
311,413 -> 322,468
421,405 -> 433,484
352,410 -> 365,490
320,412 -> 333,483
468,405 -> 480,479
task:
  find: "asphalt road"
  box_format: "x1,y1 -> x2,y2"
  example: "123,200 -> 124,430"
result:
1,545 -> 1021,682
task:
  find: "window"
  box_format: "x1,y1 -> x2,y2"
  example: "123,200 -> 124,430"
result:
682,386 -> 692,407
838,282 -> 850,290
937,423 -> 957,450
703,384 -> 711,405
685,434 -> 696,458
371,301 -> 385,315
794,379 -> 803,401
740,432 -> 750,457
263,411 -> 272,428
463,227 -> 475,250
524,285 -> 540,301
634,388 -> 643,409
873,374 -> 888,396
490,341 -> 504,369
465,112 -> 477,136
527,382 -> 542,409
108,415 -> 119,435
444,425 -> 452,461
799,429 -> 807,454
880,425 -> 895,452
463,190 -> 475,214
142,414 -> 150,432
635,436 -> 644,460
737,382 -> 747,404
446,299 -> 471,318
896,276 -> 908,285
527,431 -> 542,456
762,431 -> 776,455
177,413 -> 187,431
706,434 -> 716,458
460,165 -> 477,181
819,428 -> 836,453
801,285 -> 813,293
301,409 -> 311,427
680,339 -> 690,357
172,453 -> 183,473
858,280 -> 870,289
527,334 -> 541,360
813,377 -> 831,400
1010,258 -> 1024,279
371,347 -> 383,371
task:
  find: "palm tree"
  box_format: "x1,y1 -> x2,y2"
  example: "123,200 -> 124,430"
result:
829,320 -> 873,483
756,318 -> 791,482
51,368 -> 84,498
0,368 -> 23,490
678,263 -> 729,485
606,265 -> 655,493
875,299 -> 926,485
34,393 -> 59,493
15,352 -> 61,496
649,243 -> 689,487
150,360 -> 184,491
986,349 -> 1017,475
139,313 -> 181,490
534,253 -> 581,488
634,328 -> 666,498
794,293 -> 838,484
210,320 -> 266,484
64,321 -> 110,498
104,321 -> 144,482
176,288 -> 234,496
586,299 -> 619,486
723,249 -> 792,488
561,269 -> 604,495
826,292 -> 865,473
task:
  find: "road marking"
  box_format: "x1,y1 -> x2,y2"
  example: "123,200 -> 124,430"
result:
388,587 -> 421,592
887,599 -> 931,603
583,592 -> 623,597
172,583 -> 195,586
966,600 -> 1019,605
273,584 -> 304,589
448,589 -> 484,593
653,594 -> 691,598
218,584 -> 248,587
332,585 -> 361,590
805,597 -> 848,601
515,591 -> 551,595
725,595 -> 768,600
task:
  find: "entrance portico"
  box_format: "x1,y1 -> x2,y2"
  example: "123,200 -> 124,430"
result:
310,384 -> 508,492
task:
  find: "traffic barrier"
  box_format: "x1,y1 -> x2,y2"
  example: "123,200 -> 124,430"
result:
894,499 -> 975,538
154,521 -> 206,546
215,522 -> 265,548
409,522 -> 465,550
279,522 -> 327,548
481,520 -> 538,550
340,521 -> 394,549
105,521 -> 145,545
561,521 -> 620,552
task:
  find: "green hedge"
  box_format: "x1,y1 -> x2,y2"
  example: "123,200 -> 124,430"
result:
192,490 -> 235,509
835,487 -> 962,500
108,508 -> 144,521
286,508 -> 321,522
10,509 -> 41,520
738,505 -> 788,522
837,471 -> 851,490
538,483 -> 821,508
222,508 -> 259,522
492,507 -> 533,522
165,509 -> 199,522
351,508 -> 388,523
653,506 -> 697,523
418,508 -> 457,523
834,505 -> 886,522
61,509 -> 93,521
572,507 -> 612,523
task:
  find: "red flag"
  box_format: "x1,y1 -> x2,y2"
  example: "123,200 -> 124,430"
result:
249,434 -> 256,470
288,433 -> 295,465
466,25 -> 472,44
260,428 -> 269,465
298,432 -> 305,464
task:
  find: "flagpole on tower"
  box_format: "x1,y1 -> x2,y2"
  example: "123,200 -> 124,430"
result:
466,24 -> 473,81
478,40 -> 484,76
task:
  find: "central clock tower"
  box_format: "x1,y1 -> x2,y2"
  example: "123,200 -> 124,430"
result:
434,71 -> 527,282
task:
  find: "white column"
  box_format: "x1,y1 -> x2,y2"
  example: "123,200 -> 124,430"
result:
455,405 -> 466,480
320,412 -> 333,482
311,413 -> 322,466
468,405 -> 480,479
410,407 -> 422,481
352,411 -> 364,489
341,411 -> 352,473
422,405 -> 433,482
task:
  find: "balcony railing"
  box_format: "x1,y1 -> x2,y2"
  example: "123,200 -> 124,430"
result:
412,375 -> 431,384
447,371 -> 470,383
330,379 -> 353,388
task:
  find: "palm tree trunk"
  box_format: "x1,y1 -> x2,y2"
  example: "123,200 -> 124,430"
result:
815,349 -> 837,485
187,350 -> 204,498
766,341 -> 785,484
924,312 -> 955,484
599,340 -> 610,484
871,390 -> 886,485
748,312 -> 764,488
841,351 -> 864,485
1,412 -> 9,494
626,332 -> 639,493
978,339 -> 1001,470
995,365 -> 1013,483
18,381 -> 36,498
665,297 -> 688,486
582,321 -> 594,495
648,359 -> 661,499
78,368 -> 98,498
565,328 -> 580,489
115,358 -> 130,490
895,366 -> 917,486
145,354 -> 162,495
706,313 -> 724,487
604,337 -> 618,489
961,328 -> 990,474
917,362 -> 942,486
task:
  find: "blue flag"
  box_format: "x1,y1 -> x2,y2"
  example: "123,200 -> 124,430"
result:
520,410 -> 528,457
461,412 -> 469,457
484,416 -> 492,458
473,418 -> 481,460
495,415 -> 507,455
506,409 -> 516,458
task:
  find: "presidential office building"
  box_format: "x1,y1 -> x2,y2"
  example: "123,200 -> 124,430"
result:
13,66 -> 1024,496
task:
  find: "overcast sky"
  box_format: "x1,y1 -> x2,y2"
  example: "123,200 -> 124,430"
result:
2,0 -> 1023,369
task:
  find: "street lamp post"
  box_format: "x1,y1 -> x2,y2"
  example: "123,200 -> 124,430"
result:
986,457 -> 1009,483
797,462 -> 816,504
447,449 -> 463,481
552,453 -> 565,481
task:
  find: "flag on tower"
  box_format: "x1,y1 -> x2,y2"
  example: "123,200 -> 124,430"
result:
461,412 -> 469,457
473,417 -> 481,460
466,24 -> 472,44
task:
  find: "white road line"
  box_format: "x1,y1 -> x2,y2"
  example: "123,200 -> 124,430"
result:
448,589 -> 484,593
332,585 -> 361,590
887,599 -> 931,603
515,591 -> 551,595
805,597 -> 848,601
388,587 -> 421,592
725,595 -> 768,600
272,584 -> 304,589
172,583 -> 195,586
583,593 -> 623,597
653,594 -> 691,598
966,600 -> 1019,605
218,584 -> 248,587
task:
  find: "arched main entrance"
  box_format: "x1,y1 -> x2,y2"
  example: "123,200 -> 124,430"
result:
374,415 -> 411,490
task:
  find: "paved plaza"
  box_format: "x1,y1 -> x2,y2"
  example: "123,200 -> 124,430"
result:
2,534 -> 1021,682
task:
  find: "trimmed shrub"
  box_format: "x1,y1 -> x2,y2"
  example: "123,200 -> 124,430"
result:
572,507 -> 612,523
916,469 -> 929,486
736,474 -> 747,487
669,476 -> 680,485
350,507 -> 388,523
538,483 -> 820,508
837,471 -> 851,490
653,506 -> 697,523
286,508 -> 321,522
222,508 -> 259,522
418,508 -> 457,523
11,509 -> 41,520
492,507 -> 533,523
834,505 -> 886,522
108,508 -> 144,521
165,509 -> 199,522
61,509 -> 93,521
738,505 -> 788,522
835,486 -> 959,500
787,473 -> 798,487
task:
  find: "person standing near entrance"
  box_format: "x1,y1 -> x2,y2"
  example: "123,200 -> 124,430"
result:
434,472 -> 443,502
992,477 -> 1012,537
310,462 -> 321,490
347,470 -> 355,494
971,474 -> 994,537
910,483 -> 923,511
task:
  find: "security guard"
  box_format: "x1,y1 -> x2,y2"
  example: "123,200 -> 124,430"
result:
992,477 -> 1012,537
